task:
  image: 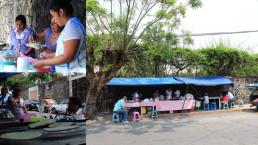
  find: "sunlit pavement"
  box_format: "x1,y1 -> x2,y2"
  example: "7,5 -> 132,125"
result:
87,105 -> 258,145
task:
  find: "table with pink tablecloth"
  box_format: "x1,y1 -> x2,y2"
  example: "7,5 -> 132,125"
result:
124,102 -> 140,108
155,100 -> 195,111
140,102 -> 155,107
125,100 -> 195,112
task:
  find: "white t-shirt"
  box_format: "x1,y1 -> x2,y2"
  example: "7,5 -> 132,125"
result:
175,90 -> 180,97
55,17 -> 86,73
165,90 -> 172,100
185,93 -> 194,100
228,92 -> 234,99
204,95 -> 209,104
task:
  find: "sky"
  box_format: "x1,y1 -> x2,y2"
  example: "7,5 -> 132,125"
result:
181,0 -> 258,53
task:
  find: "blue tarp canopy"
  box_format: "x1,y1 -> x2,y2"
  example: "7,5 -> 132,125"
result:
107,76 -> 233,86
175,76 -> 233,86
107,77 -> 184,86
246,83 -> 258,88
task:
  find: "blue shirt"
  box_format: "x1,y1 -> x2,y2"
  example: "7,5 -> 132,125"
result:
113,99 -> 125,111
0,95 -> 9,104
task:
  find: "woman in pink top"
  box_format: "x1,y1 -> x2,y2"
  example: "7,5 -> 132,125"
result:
221,91 -> 229,102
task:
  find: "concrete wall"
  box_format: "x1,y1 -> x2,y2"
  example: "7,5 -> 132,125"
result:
0,0 -> 85,42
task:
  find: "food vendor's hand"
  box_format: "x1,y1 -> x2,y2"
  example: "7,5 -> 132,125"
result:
28,35 -> 35,42
41,52 -> 52,59
39,47 -> 47,52
33,60 -> 45,68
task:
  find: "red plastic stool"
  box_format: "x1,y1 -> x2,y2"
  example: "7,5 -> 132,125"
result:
133,112 -> 140,122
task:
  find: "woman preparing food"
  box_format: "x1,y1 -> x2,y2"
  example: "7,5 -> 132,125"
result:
32,0 -> 86,73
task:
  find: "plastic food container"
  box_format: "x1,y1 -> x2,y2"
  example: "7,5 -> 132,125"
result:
35,66 -> 50,72
3,61 -> 16,72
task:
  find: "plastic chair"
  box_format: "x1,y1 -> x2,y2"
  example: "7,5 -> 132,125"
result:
151,109 -> 158,119
222,102 -> 229,109
195,101 -> 201,110
210,102 -> 217,110
133,112 -> 140,122
203,103 -> 209,110
238,100 -> 244,107
112,113 -> 120,123
231,102 -> 235,109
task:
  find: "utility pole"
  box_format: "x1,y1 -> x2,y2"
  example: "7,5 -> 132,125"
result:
68,72 -> 72,98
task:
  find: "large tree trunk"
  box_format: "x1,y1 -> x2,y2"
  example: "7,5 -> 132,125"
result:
86,77 -> 105,119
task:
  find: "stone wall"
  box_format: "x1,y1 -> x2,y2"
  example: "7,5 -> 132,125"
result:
20,75 -> 86,103
230,76 -> 258,103
0,0 -> 85,42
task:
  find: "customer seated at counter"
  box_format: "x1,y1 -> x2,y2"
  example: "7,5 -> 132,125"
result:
153,90 -> 160,101
132,91 -> 140,102
7,88 -> 27,122
0,86 -> 10,107
220,91 -> 229,108
165,87 -> 172,100
203,92 -> 209,105
185,92 -> 194,100
173,90 -> 180,100
6,15 -> 35,58
221,91 -> 229,102
113,96 -> 128,123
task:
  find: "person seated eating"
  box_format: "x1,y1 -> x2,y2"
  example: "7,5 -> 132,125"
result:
203,92 -> 209,105
165,87 -> 172,100
153,90 -> 160,101
132,91 -> 140,102
174,90 -> 180,100
113,96 -> 128,123
221,91 -> 229,108
7,88 -> 29,122
185,92 -> 194,100
0,86 -> 10,108
6,15 -> 35,57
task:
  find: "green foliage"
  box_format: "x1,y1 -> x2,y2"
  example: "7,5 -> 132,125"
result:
6,73 -> 61,89
119,41 -> 258,77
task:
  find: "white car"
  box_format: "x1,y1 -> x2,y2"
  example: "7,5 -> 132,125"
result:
51,98 -> 69,114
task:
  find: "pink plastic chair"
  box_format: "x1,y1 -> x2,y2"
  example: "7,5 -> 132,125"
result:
133,112 -> 140,122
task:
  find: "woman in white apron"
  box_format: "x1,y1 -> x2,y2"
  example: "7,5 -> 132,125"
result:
33,0 -> 86,73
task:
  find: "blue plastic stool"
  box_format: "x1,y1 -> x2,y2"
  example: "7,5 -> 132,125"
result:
151,110 -> 158,119
210,102 -> 217,110
203,103 -> 209,110
112,113 -> 120,123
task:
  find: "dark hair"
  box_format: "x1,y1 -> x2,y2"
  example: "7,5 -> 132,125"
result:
69,97 -> 82,108
222,91 -> 228,96
15,15 -> 26,26
13,88 -> 21,98
1,86 -> 8,93
50,0 -> 73,16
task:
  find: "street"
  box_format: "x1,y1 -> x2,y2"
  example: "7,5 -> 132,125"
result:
87,110 -> 258,145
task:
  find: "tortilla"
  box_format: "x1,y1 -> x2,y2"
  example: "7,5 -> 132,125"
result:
48,122 -> 75,128
26,42 -> 41,49
43,125 -> 79,132
0,131 -> 42,140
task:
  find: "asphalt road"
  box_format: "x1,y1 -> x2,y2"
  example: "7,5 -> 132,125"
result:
87,111 -> 258,145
